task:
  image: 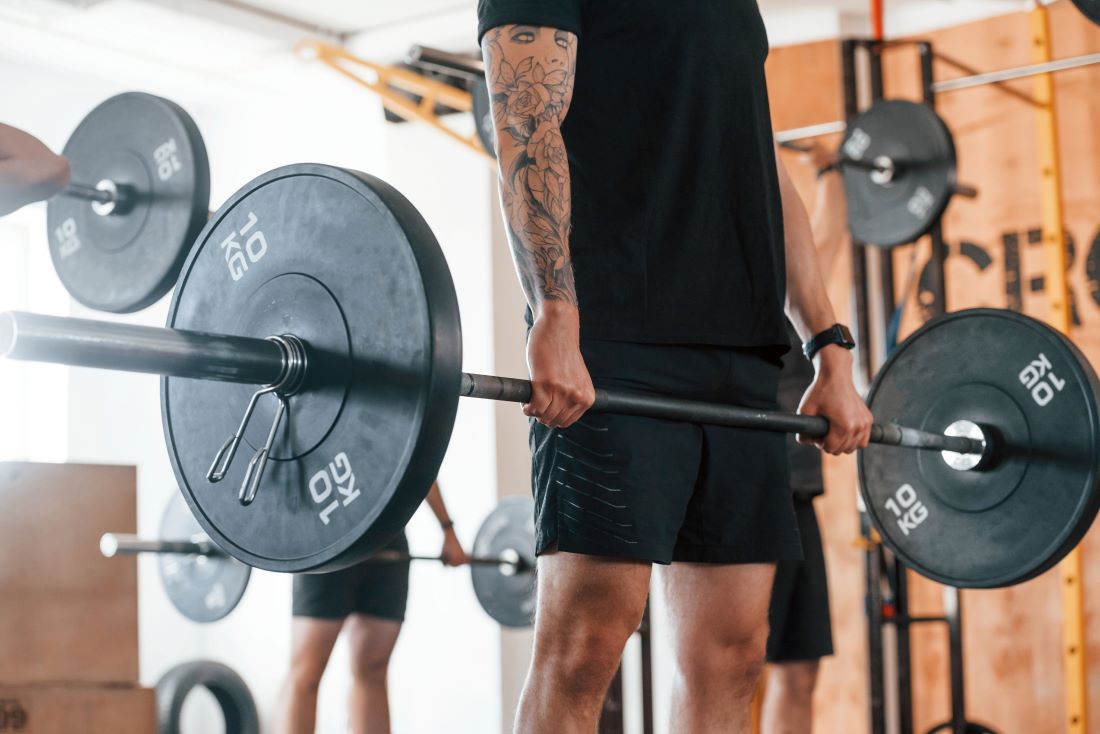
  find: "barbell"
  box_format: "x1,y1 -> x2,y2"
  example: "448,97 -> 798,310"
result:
4,162 -> 1099,589
100,493 -> 537,627
47,92 -> 211,313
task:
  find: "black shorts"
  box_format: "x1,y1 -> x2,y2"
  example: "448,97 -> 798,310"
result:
530,339 -> 801,565
766,497 -> 833,662
292,533 -> 410,622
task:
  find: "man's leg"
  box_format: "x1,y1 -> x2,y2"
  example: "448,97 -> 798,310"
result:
515,551 -> 651,734
660,563 -> 776,734
761,661 -> 820,734
344,614 -> 402,734
273,617 -> 344,734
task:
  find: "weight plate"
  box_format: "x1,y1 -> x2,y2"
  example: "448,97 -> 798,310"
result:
158,493 -> 251,623
926,723 -> 999,734
841,99 -> 957,248
859,309 -> 1100,588
163,164 -> 462,573
48,92 -> 210,313
471,78 -> 496,157
471,497 -> 537,628
1072,0 -> 1100,26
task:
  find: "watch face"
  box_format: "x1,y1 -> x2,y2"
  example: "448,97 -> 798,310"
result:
836,325 -> 855,347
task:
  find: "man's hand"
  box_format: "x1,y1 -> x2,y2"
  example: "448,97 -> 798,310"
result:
797,346 -> 873,454
440,528 -> 469,567
525,304 -> 596,429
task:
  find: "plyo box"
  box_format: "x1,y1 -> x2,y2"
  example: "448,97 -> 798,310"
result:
0,463 -> 139,685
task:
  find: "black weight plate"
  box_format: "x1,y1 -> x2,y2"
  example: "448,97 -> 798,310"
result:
1072,0 -> 1100,26
158,493 -> 251,623
471,78 -> 496,157
841,99 -> 957,248
859,309 -> 1100,588
471,497 -> 536,628
48,92 -> 210,313
163,164 -> 461,573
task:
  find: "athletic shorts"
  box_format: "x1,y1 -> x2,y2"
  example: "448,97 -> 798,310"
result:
530,339 -> 802,565
292,533 -> 410,622
766,496 -> 833,662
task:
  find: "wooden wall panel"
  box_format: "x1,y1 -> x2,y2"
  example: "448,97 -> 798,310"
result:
765,6 -> 1100,733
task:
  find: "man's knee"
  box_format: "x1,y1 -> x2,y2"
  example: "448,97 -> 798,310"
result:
536,612 -> 639,697
351,646 -> 392,684
678,624 -> 770,691
288,657 -> 327,695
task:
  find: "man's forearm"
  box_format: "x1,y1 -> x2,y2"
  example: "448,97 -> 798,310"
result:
780,175 -> 837,340
425,481 -> 452,527
810,172 -> 847,282
482,26 -> 579,318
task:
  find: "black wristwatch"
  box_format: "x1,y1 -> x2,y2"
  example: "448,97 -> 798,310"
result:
803,324 -> 855,361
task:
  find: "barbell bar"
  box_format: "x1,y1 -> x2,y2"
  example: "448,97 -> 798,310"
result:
100,494 -> 538,627
99,532 -> 529,572
0,310 -> 987,459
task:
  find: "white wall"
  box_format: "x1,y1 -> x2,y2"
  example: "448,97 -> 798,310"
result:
0,20 -> 501,733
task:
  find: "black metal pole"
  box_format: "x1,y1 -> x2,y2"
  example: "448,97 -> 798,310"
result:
460,377 -> 984,456
0,310 -> 985,456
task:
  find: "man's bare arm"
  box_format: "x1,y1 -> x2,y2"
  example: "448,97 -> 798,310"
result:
0,123 -> 70,217
777,150 -> 838,343
482,25 -> 579,311
424,480 -> 468,566
776,148 -> 872,454
482,25 -> 593,429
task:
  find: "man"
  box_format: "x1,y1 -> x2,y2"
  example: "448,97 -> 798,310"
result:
273,481 -> 469,734
477,6 -> 873,733
762,142 -> 849,734
0,123 -> 70,216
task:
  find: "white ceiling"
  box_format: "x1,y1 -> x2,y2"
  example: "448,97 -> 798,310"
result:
0,0 -> 1035,90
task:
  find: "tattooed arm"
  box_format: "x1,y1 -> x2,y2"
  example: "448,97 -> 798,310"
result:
482,25 -> 594,428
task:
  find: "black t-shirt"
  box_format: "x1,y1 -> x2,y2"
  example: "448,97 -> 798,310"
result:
777,322 -> 824,496
478,0 -> 788,348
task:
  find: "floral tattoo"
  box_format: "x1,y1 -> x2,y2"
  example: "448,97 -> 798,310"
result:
483,25 -> 578,307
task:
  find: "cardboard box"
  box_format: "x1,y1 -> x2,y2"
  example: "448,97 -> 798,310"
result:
0,684 -> 155,733
0,463 -> 139,685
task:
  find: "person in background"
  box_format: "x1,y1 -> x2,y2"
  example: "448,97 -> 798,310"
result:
274,480 -> 469,734
761,140 -> 849,734
0,123 -> 70,216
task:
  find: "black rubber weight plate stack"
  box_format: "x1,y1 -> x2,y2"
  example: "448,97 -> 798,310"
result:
859,309 -> 1100,588
159,493 -> 250,623
471,497 -> 537,628
164,164 -> 461,573
471,78 -> 496,157
1072,0 -> 1100,26
841,99 -> 957,248
48,92 -> 210,313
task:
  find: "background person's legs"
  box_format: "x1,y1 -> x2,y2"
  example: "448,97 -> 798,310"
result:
761,661 -> 820,734
344,614 -> 402,734
660,562 -> 776,734
515,551 -> 651,734
273,616 -> 344,734
761,497 -> 833,733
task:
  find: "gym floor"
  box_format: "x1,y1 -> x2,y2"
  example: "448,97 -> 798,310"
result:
2,1 -> 1100,733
